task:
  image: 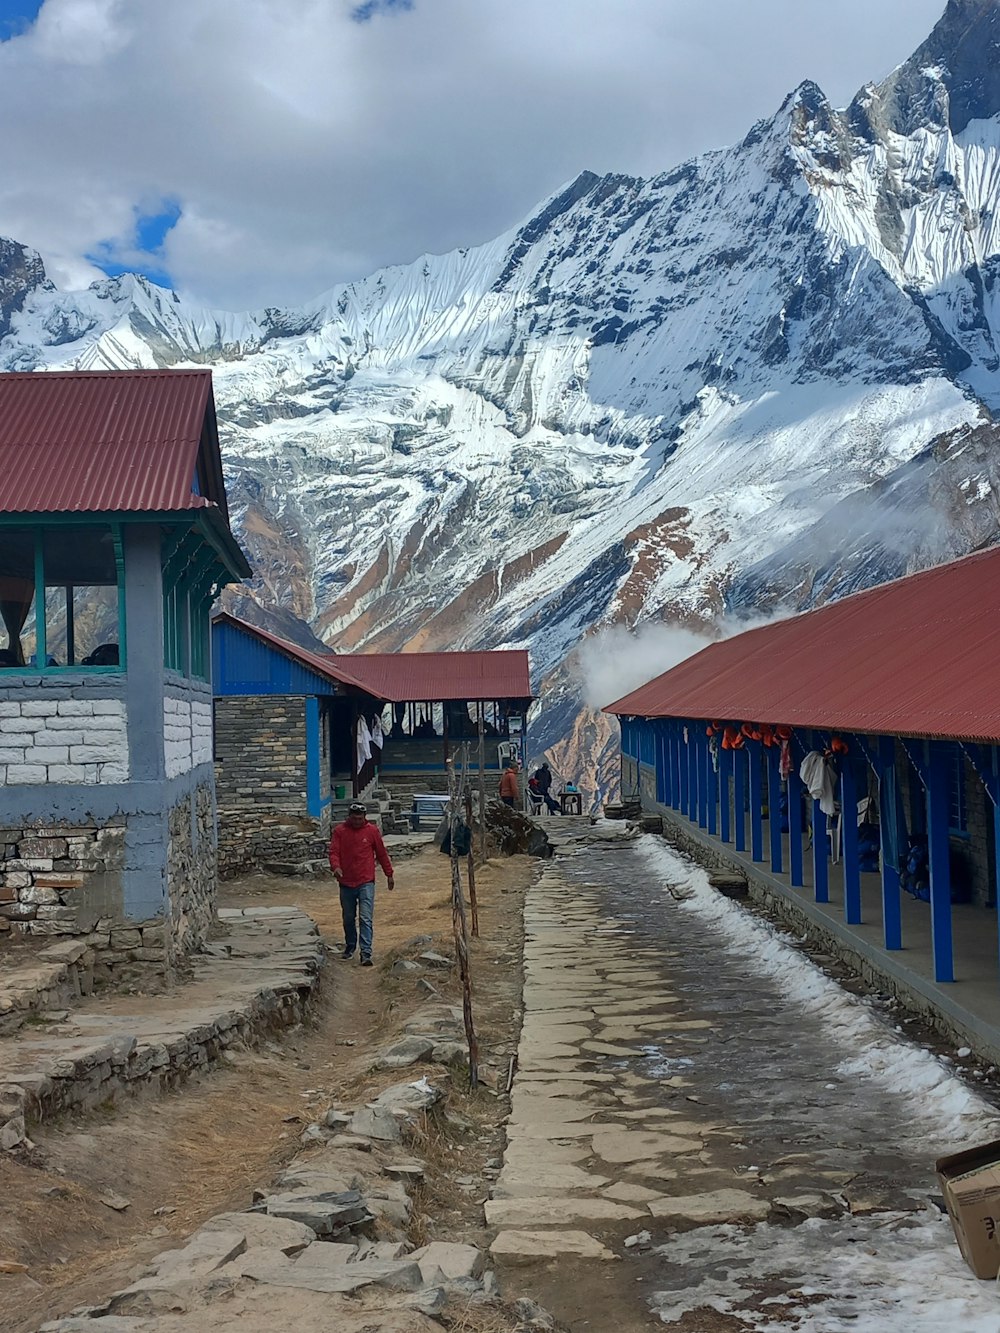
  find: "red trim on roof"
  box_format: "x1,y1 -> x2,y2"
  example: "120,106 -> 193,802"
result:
0,369 -> 217,514
604,545 -> 1000,743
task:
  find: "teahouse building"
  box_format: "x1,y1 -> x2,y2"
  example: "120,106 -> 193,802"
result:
211,612 -> 533,874
605,545 -> 1000,1057
0,370 -> 250,978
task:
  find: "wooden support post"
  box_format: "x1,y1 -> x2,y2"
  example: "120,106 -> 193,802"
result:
697,731 -> 708,829
734,745 -> 747,852
926,740 -> 955,983
687,729 -> 697,822
719,747 -> 732,844
447,755 -> 479,1085
878,735 -> 902,950
788,766 -> 804,887
464,786 -> 480,938
477,713 -> 486,862
706,734 -> 718,836
841,758 -> 862,925
812,802 -> 829,902
748,743 -> 764,862
767,743 -> 783,874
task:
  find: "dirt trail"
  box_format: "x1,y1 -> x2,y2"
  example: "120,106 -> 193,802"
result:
0,848 -> 533,1333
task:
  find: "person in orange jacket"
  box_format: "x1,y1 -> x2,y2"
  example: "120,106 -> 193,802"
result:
329,802 -> 395,966
499,760 -> 521,807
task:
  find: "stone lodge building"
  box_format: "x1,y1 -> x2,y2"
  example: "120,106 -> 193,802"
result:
0,370 -> 250,980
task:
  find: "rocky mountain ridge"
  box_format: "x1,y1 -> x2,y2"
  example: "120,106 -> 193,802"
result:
2,0 -> 1000,801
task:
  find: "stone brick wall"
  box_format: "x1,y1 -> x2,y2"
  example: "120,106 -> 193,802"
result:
167,781 -> 217,954
214,695 -> 330,875
214,696 -> 308,809
0,693 -> 128,785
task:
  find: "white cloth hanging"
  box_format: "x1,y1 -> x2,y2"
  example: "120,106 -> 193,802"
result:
799,751 -> 837,816
356,716 -> 372,768
370,715 -> 384,752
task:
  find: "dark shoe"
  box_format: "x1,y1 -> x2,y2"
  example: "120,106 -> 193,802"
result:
342,948 -> 355,960
361,956 -> 373,967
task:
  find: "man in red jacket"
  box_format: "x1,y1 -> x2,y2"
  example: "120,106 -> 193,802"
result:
329,802 -> 395,966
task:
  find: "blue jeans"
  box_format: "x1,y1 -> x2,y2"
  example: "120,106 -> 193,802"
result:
340,881 -> 375,958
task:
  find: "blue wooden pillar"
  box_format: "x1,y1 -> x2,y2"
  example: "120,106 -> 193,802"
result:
748,743 -> 764,862
655,722 -> 666,805
688,727 -> 699,822
697,730 -> 709,829
679,725 -> 690,817
733,745 -> 747,852
788,765 -> 804,887
767,743 -> 783,873
706,735 -> 718,835
306,696 -> 322,817
812,802 -> 829,903
677,725 -> 688,805
926,740 -> 955,983
719,747 -> 732,844
841,757 -> 862,925
877,735 -> 902,950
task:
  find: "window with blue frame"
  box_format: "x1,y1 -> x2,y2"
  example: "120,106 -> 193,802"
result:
162,532 -> 218,681
0,524 -> 124,670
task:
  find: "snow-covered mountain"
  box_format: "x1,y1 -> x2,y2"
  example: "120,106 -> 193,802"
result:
3,0 -> 1000,801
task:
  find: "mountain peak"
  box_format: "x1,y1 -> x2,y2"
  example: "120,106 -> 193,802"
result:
0,237 -> 51,340
852,0 -> 1000,137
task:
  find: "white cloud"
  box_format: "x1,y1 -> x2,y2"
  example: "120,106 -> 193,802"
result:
0,0 -> 948,310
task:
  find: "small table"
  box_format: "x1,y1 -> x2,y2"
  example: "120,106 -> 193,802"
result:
560,792 -> 582,815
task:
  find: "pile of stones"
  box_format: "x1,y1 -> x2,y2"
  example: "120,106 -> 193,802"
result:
39,1073 -> 556,1333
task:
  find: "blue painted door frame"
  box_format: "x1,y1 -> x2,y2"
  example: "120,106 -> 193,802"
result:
841,755 -> 862,925
853,733 -> 903,951
767,743 -> 783,874
748,741 -> 764,862
902,738 -> 955,984
733,743 -> 747,853
719,746 -> 733,844
788,762 -> 804,888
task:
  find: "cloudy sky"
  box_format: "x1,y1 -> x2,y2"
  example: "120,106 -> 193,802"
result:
0,0 -> 946,311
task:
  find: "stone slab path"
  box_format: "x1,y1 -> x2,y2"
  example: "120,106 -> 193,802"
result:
1,907 -> 323,1149
489,829 -> 1000,1329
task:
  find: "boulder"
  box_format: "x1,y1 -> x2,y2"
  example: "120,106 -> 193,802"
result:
375,1036 -> 435,1069
264,1189 -> 373,1236
372,1077 -> 443,1117
410,1242 -> 484,1283
349,1106 -> 403,1141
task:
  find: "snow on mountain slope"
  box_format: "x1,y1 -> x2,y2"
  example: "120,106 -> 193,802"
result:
2,0 -> 1000,802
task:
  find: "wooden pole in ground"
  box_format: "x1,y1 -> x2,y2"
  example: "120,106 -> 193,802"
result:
464,784 -> 480,938
447,753 -> 479,1088
477,711 -> 487,861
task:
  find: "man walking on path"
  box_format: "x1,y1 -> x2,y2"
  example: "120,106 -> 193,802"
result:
329,802 -> 395,966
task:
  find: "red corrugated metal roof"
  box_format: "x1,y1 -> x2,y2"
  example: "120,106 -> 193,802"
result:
214,614 -> 533,703
0,369 -> 215,513
332,649 -> 534,703
605,545 -> 1000,743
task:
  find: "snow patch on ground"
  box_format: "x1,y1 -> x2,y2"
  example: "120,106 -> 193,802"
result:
651,1212 -> 1000,1331
637,839 -> 1000,1146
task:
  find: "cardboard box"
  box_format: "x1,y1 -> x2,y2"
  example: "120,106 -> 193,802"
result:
936,1139 -> 1000,1279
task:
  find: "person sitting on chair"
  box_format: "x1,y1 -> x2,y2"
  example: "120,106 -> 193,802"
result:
530,763 -> 561,815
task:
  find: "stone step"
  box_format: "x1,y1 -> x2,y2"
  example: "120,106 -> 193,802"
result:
0,939 -> 95,1036
0,907 -> 325,1151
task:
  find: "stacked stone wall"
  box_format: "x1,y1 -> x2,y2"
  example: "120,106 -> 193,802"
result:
0,820 -> 171,984
0,693 -> 128,784
215,695 -> 329,875
164,687 -> 213,779
167,781 -> 217,953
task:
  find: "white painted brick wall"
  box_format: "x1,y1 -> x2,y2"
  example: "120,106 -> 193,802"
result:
0,699 -> 129,785
164,695 -> 193,778
192,700 -> 214,767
